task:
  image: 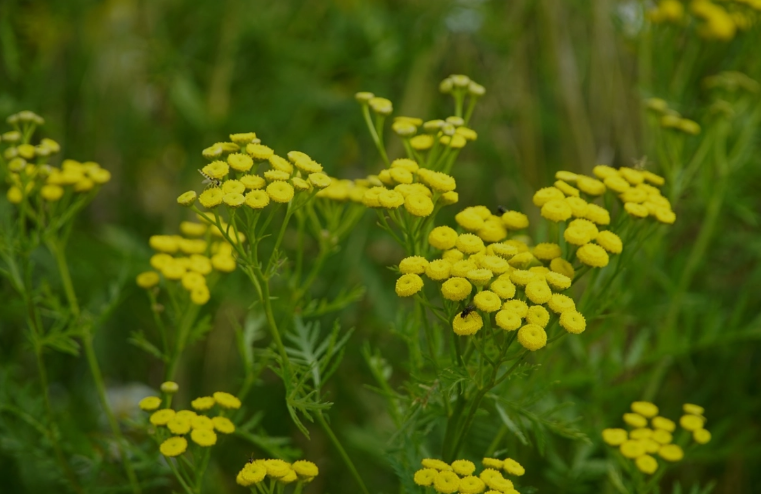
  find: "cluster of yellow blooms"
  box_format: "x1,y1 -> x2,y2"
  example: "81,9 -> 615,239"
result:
413,456 -> 525,494
135,218 -> 241,304
176,132 -> 347,211
392,162 -> 674,351
236,458 -> 319,489
2,111 -> 111,208
647,0 -> 759,40
602,401 -> 711,475
645,98 -> 702,136
138,382 -> 240,457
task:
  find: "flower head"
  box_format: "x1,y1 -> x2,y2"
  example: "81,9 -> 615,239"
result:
396,273 -> 424,297
517,324 -> 547,351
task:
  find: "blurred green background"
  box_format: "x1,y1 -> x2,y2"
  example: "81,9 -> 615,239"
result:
2,0 -> 760,493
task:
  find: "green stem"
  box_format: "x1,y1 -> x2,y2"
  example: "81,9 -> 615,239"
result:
317,412 -> 370,494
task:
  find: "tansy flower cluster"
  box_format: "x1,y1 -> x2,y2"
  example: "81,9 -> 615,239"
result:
138,383 -> 241,457
646,98 -> 702,137
136,217 -> 242,305
601,401 -> 711,475
177,131 -> 343,213
413,456 -> 525,494
1,111 -> 111,218
236,458 -> 319,491
647,0 -> 759,40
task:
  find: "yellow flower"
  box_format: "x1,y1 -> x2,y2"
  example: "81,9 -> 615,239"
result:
379,190 -> 405,209
466,268 -> 492,287
454,234 -> 483,255
623,413 -> 648,428
439,134 -> 466,148
229,132 -> 257,144
554,180 -> 579,197
199,188 -> 224,208
654,207 -> 676,224
489,279 -> 516,300
503,299 -> 529,318
517,324 -> 547,351
292,460 -> 319,478
556,170 -> 578,182
636,454 -> 658,474
136,271 -> 160,289
190,285 -> 210,305
160,436 -> 188,457
150,409 -> 176,426
240,174 -> 266,189
246,143 -> 274,160
243,190 -> 269,209
139,396 -> 162,411
525,281 -> 552,305
533,243 -> 561,261
652,429 -> 672,445
620,188 -> 648,204
369,97 -> 393,115
269,155 -> 294,173
602,428 -> 628,446
658,444 -> 684,462
222,180 -> 246,195
399,256 -> 429,275
624,202 -> 649,218
396,273 -> 424,297
391,158 -> 419,173
693,428 -> 711,444
458,476 -> 485,494
425,171 -> 457,192
212,416 -> 235,434
456,209 -> 484,231
192,415 -> 214,430
596,231 -> 623,254
40,184 -> 64,202
508,269 -> 535,287
149,235 -> 179,254
425,260 -> 452,281
450,260 -> 476,278
167,417 -> 191,435
421,459 -> 453,471
405,193 -> 434,217
683,403 -> 705,415
223,192 -> 245,208
481,469 -> 513,492
545,272 -> 571,292
576,176 -> 606,195
265,459 -> 293,477
679,414 -> 704,431
191,396 -> 216,411
389,167 -> 413,185
266,181 -> 294,203
558,310 -> 585,334
577,243 -> 609,268
593,165 -> 618,180
630,428 -> 652,440
451,460 -> 475,476
652,416 -> 676,432
433,471 -> 460,494
443,249 -> 465,263
410,134 -> 434,150
533,186 -> 565,206
419,470 -> 454,491
237,462 -> 267,486
191,428 -> 217,447
494,310 -> 521,331
213,391 -> 241,409
482,458 -> 503,470
502,458 -> 524,476
176,190 -> 198,207
181,272 -> 205,291
309,172 -> 332,189
541,199 -> 572,222
265,169 -> 290,182
474,290 -> 501,312
501,211 -> 529,230
477,256 -> 509,275
526,305 -> 550,327
548,294 -> 575,314
564,196 -> 589,217
440,191 -> 459,205
620,439 -> 646,459
441,277 -> 473,301
202,161 -> 229,179
643,170 -> 665,186
477,223 -> 507,243
292,177 -> 311,191
453,311 -> 483,336
6,186 -> 23,204
604,175 -> 631,193
631,401 -> 659,418
643,438 -> 660,454
176,410 -> 197,421
293,156 -> 323,174
228,153 -> 254,172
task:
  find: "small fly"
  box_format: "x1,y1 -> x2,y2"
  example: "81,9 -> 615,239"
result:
460,304 -> 476,318
198,169 -> 222,189
496,205 -> 508,215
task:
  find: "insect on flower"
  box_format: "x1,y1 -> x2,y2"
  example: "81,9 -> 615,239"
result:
198,169 -> 222,189
460,304 -> 476,318
496,205 -> 508,215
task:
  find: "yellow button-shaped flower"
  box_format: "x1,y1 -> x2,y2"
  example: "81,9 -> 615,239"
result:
517,324 -> 547,351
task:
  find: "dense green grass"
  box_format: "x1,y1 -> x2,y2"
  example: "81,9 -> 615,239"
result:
1,1 -> 760,493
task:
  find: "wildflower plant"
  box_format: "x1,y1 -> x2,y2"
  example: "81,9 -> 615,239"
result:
602,401 -> 712,493
0,112 -> 140,493
353,75 -> 678,478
